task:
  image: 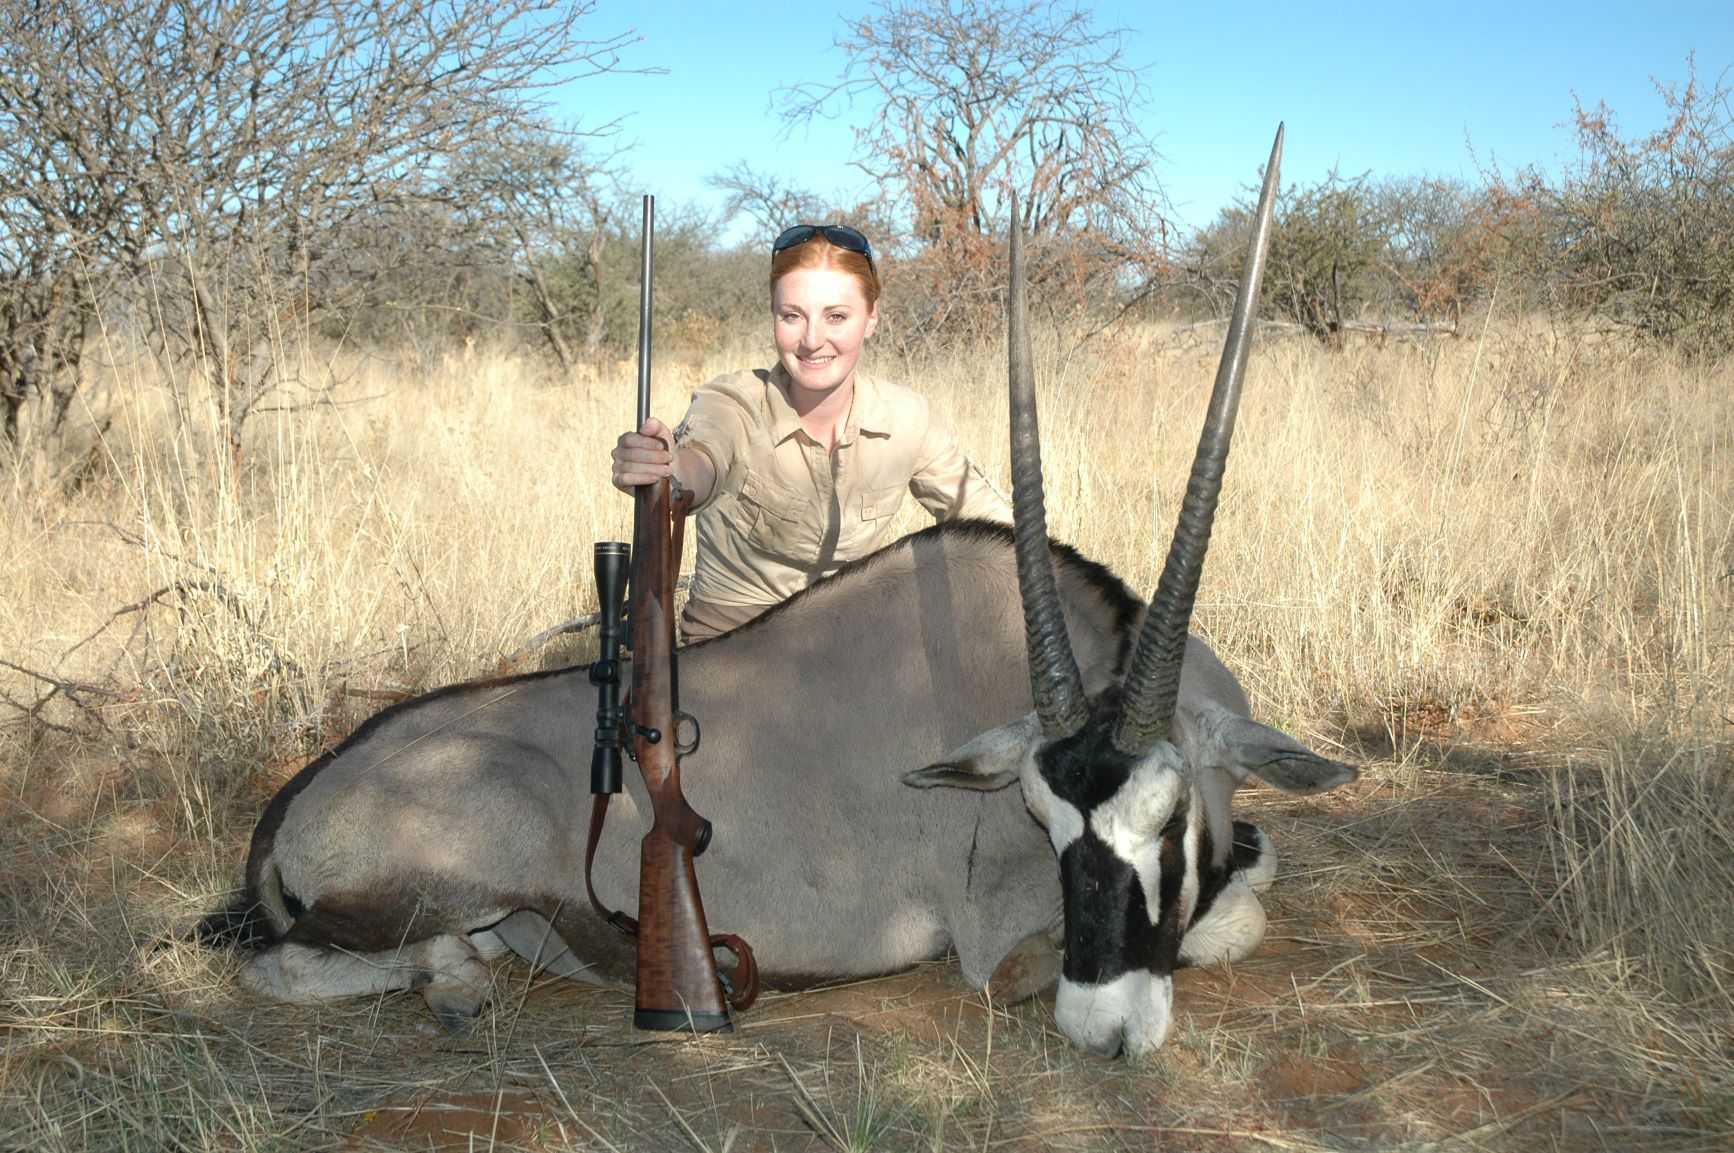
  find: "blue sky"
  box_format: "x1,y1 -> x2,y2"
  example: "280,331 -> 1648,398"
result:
553,1 -> 1731,240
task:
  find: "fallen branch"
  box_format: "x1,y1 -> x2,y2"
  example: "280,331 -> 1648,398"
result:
1163,317 -> 1458,343
61,579 -> 301,678
0,656 -> 123,731
504,613 -> 605,664
503,575 -> 691,666
1340,319 -> 1460,341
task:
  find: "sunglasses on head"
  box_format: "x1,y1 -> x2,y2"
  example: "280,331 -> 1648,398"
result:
771,223 -> 875,267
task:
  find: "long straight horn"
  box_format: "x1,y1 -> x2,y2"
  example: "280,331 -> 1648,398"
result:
1112,125 -> 1285,755
1008,192 -> 1090,738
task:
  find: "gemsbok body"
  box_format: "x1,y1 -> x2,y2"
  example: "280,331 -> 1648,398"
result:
201,126 -> 1357,1057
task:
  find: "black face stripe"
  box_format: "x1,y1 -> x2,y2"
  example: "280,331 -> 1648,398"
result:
1151,819 -> 1189,972
1189,822 -> 1240,930
1054,761 -> 1241,986
1044,713 -> 1149,987
1058,832 -> 1154,984
1036,694 -> 1139,812
1047,704 -> 1226,987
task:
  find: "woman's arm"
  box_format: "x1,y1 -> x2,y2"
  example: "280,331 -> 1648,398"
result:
908,416 -> 1013,524
611,417 -> 718,506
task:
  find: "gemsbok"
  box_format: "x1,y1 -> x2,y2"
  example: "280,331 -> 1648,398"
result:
200,126 -> 1356,1057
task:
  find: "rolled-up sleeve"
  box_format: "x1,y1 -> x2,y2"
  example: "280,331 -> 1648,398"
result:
908,414 -> 1013,524
674,382 -> 752,513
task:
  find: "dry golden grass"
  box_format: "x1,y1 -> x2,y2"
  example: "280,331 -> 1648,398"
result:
1,312 -> 1730,1150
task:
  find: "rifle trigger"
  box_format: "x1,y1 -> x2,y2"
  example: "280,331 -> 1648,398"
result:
674,710 -> 701,757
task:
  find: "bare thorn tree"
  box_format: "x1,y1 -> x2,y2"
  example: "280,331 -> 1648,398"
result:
451,127 -> 628,372
0,0 -> 638,464
775,0 -> 1168,334
1539,60 -> 1734,353
708,162 -> 831,242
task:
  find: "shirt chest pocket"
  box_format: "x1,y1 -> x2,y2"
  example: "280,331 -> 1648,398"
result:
839,483 -> 905,554
739,471 -> 819,564
859,484 -> 905,522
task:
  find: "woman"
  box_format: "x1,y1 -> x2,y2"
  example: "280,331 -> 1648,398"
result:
612,223 -> 1011,642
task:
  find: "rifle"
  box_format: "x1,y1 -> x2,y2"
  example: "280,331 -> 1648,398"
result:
588,195 -> 757,1033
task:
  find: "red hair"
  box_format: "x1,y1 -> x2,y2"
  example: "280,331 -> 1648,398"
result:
769,238 -> 882,308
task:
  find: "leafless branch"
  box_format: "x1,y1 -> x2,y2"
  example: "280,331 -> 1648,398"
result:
0,657 -> 122,731
502,575 -> 690,665
773,0 -> 1169,337
60,580 -> 301,679
0,0 -> 640,457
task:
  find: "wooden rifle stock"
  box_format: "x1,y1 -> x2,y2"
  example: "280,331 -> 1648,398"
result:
626,476 -> 735,1031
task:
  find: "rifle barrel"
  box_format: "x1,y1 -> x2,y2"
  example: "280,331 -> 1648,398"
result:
637,195 -> 654,429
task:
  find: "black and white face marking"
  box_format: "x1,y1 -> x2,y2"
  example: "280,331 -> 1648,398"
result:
1022,724 -> 1211,1058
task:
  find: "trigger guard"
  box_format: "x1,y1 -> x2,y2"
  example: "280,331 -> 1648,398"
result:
675,710 -> 700,757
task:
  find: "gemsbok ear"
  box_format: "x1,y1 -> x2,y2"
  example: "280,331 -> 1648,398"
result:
902,764 -> 1019,791
902,713 -> 1043,792
1215,714 -> 1359,794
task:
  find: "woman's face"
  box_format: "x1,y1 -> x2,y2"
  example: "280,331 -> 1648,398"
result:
772,266 -> 880,401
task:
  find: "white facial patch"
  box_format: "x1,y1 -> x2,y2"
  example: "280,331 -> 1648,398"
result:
1085,750 -> 1189,925
1023,768 -> 1085,854
1055,971 -> 1174,1057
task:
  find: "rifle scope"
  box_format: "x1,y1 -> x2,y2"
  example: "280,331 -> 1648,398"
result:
589,540 -> 631,795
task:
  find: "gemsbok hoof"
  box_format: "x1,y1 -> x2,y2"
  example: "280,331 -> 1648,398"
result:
986,932 -> 1063,1004
410,936 -> 494,1036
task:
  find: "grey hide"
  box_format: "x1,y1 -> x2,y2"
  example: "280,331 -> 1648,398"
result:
234,520 -> 1261,1014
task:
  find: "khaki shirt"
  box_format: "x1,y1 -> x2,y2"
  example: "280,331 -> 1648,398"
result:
675,366 -> 1011,625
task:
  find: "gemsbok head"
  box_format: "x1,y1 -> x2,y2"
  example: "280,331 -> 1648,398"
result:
907,126 -> 1358,1056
